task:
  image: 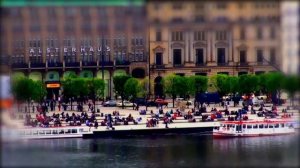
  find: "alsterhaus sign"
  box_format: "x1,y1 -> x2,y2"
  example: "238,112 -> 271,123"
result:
29,46 -> 111,54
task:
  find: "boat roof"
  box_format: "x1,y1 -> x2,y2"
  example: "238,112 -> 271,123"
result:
221,119 -> 294,125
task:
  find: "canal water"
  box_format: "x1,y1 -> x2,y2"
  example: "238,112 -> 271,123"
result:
2,131 -> 299,168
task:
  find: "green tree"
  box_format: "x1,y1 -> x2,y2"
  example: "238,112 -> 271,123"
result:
228,76 -> 239,94
86,78 -> 105,108
188,75 -> 208,108
113,75 -> 131,108
124,78 -> 141,109
238,74 -> 259,96
164,75 -> 189,107
264,72 -> 284,104
164,74 -> 177,107
32,80 -> 47,104
215,74 -> 230,97
282,75 -> 299,106
73,78 -> 89,103
11,77 -> 36,113
257,73 -> 268,95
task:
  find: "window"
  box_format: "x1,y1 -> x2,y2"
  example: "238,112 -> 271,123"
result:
275,124 -> 279,128
216,3 -> 227,9
257,49 -> 263,63
253,124 -> 258,129
269,125 -> 274,128
259,124 -> 263,128
256,27 -> 263,40
173,3 -> 183,10
172,31 -> 183,41
196,48 -> 204,65
153,3 -> 160,10
264,124 -> 268,128
156,53 -> 162,65
242,124 -> 246,129
240,50 -> 247,63
270,27 -> 275,39
81,7 -> 90,17
195,3 -> 204,10
217,48 -> 226,64
156,31 -> 162,41
216,31 -> 227,40
176,73 -> 185,76
270,48 -> 276,64
194,31 -> 205,41
247,125 -> 252,129
195,73 -> 207,76
47,8 -> 56,17
171,18 -> 184,24
240,27 -> 245,40
195,15 -> 205,23
173,49 -> 182,65
64,7 -> 76,16
238,2 -> 244,9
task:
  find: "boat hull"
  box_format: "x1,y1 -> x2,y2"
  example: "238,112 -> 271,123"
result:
213,131 -> 295,138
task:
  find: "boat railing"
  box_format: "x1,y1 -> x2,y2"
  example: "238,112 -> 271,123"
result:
19,127 -> 88,136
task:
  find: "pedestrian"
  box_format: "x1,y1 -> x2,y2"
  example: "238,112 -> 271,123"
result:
94,120 -> 98,129
164,116 -> 169,128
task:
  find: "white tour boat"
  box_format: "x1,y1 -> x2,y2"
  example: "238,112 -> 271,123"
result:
17,126 -> 91,139
213,119 -> 295,138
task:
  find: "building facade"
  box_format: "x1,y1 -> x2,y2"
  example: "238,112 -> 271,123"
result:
148,1 -> 282,97
0,4 -> 148,99
281,1 -> 300,75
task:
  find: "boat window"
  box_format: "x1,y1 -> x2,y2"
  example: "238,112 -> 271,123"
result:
25,131 -> 32,135
242,124 -> 246,129
46,130 -> 51,135
65,129 -> 71,134
59,130 -> 64,134
39,130 -> 45,135
72,129 -> 77,133
253,124 -> 258,129
52,130 -> 58,134
79,128 -> 84,132
264,124 -> 268,128
269,125 -> 274,128
280,123 -> 284,128
32,130 -> 38,135
259,124 -> 263,128
236,125 -> 242,131
275,124 -> 279,128
247,125 -> 252,129
19,131 -> 25,135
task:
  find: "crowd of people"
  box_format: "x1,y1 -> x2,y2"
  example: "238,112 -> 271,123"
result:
21,96 -> 293,130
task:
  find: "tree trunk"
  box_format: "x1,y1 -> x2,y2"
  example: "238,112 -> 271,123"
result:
172,95 -> 175,108
27,100 -> 30,113
121,96 -> 124,109
71,100 -> 73,111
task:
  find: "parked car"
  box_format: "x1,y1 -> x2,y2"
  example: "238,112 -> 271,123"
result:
134,98 -> 147,106
103,100 -> 117,107
155,99 -> 168,106
117,100 -> 136,107
146,100 -> 157,107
